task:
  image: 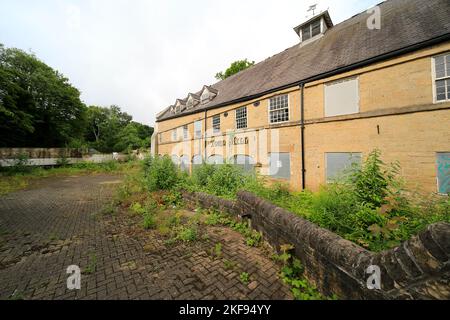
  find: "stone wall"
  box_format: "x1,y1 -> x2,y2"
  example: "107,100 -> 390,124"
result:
183,190 -> 450,300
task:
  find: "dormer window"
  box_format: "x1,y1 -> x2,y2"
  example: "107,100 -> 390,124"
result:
200,86 -> 218,104
186,94 -> 200,109
294,11 -> 333,44
175,99 -> 186,113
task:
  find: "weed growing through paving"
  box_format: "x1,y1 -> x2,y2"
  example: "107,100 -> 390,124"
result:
223,259 -> 237,271
84,254 -> 97,274
239,272 -> 250,285
211,243 -> 223,259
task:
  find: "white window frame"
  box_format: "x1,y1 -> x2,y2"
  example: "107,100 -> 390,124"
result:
268,94 -> 290,124
194,121 -> 202,139
235,106 -> 248,130
183,125 -> 188,140
172,128 -> 177,142
432,53 -> 450,103
212,115 -> 221,134
301,19 -> 322,42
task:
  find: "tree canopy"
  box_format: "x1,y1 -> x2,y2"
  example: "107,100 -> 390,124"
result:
215,59 -> 255,80
0,44 -> 153,153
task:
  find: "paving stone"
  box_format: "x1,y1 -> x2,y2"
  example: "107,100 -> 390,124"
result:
0,174 -> 292,300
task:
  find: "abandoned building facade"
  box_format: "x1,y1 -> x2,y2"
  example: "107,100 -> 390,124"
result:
151,0 -> 450,194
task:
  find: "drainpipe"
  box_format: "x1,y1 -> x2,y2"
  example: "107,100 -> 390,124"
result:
204,110 -> 208,160
300,84 -> 306,190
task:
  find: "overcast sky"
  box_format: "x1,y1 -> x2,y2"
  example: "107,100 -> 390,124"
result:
0,0 -> 381,126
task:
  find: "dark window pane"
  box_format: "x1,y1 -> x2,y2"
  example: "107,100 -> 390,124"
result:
302,25 -> 311,40
435,56 -> 445,78
312,20 -> 321,37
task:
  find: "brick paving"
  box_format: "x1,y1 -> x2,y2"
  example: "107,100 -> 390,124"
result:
0,174 -> 292,300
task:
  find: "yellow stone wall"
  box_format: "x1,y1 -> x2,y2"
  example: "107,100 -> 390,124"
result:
154,41 -> 450,193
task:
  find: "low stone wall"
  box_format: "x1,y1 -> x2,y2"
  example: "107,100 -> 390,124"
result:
0,148 -> 83,159
183,190 -> 450,300
0,148 -> 114,167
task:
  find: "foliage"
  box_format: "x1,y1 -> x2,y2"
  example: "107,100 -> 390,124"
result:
192,163 -> 217,187
239,272 -> 250,285
143,213 -> 156,230
85,105 -> 153,153
350,149 -> 400,208
0,44 -> 153,152
215,59 -> 255,80
0,45 -> 86,148
173,225 -> 198,242
0,160 -> 137,196
273,245 -> 328,300
143,156 -> 183,191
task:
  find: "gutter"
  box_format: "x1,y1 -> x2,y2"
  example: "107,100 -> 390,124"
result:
157,32 -> 450,123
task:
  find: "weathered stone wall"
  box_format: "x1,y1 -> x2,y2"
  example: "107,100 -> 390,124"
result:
0,148 -> 84,159
183,190 -> 450,300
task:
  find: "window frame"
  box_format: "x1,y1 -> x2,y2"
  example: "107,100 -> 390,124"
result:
268,94 -> 290,124
212,114 -> 221,134
194,120 -> 202,139
183,125 -> 189,140
301,19 -> 322,42
235,106 -> 248,130
172,128 -> 177,142
432,53 -> 450,103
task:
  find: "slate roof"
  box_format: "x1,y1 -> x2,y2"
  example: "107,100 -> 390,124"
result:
157,0 -> 450,122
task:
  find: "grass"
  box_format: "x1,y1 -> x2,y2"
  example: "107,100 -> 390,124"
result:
0,161 -> 139,196
84,254 -> 97,274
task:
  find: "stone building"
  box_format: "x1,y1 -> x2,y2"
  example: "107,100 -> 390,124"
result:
152,0 -> 450,194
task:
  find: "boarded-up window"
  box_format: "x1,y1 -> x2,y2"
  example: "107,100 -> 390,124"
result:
437,153 -> 450,194
326,153 -> 362,182
269,153 -> 291,180
192,155 -> 203,171
325,77 -> 359,117
231,155 -> 255,173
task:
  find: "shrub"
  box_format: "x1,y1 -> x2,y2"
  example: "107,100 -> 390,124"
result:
350,149 -> 400,208
205,164 -> 248,199
192,163 -> 217,186
143,213 -> 156,230
175,225 -> 198,242
144,156 -> 181,191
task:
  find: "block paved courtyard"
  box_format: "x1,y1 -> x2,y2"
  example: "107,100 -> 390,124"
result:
0,174 -> 292,300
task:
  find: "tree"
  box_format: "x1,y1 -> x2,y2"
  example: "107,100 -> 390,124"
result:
84,105 -> 152,153
0,44 -> 87,147
0,43 -> 154,152
215,59 -> 255,80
